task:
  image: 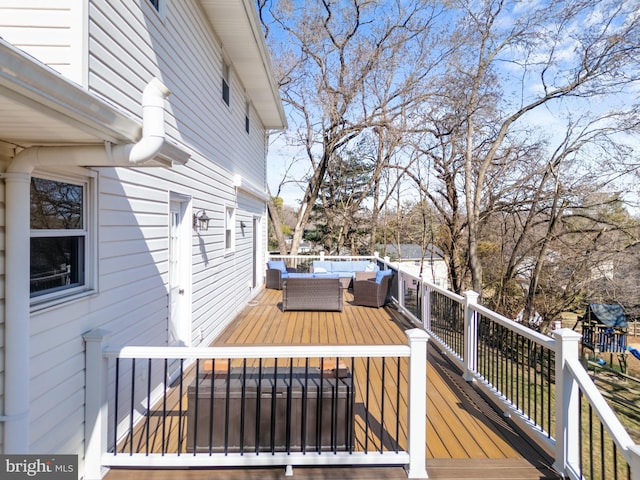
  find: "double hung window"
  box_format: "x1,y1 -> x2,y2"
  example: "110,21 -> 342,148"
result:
30,176 -> 89,299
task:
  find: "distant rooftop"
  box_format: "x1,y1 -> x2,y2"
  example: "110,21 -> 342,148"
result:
377,243 -> 444,261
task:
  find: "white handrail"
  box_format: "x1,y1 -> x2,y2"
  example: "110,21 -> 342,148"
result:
472,303 -> 555,349
105,344 -> 410,359
566,356 -> 636,462
85,328 -> 429,479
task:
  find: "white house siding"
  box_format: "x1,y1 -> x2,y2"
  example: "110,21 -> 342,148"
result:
0,0 -> 86,85
20,0 -> 275,471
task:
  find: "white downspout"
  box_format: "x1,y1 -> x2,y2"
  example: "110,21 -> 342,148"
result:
3,169 -> 30,453
111,77 -> 171,165
3,78 -> 170,453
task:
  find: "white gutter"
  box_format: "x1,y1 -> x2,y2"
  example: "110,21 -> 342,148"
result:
3,78 -> 172,453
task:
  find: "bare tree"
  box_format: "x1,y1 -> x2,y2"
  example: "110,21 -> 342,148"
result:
260,0 -> 443,254
445,0 -> 640,293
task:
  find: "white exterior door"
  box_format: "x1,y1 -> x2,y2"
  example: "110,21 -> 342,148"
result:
168,198 -> 191,346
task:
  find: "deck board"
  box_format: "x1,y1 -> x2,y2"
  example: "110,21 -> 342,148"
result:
107,288 -> 561,480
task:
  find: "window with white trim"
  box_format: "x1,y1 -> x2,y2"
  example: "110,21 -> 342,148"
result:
30,176 -> 90,299
225,206 -> 235,251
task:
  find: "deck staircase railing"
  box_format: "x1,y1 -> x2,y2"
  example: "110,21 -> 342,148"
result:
270,253 -> 640,479
83,328 -> 429,480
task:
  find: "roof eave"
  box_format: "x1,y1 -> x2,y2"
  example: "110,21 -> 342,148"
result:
0,38 -> 141,144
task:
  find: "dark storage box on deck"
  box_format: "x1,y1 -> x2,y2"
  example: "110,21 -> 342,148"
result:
186,366 -> 353,453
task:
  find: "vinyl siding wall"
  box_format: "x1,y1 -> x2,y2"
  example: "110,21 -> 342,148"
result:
10,0 -> 273,470
0,0 -> 86,85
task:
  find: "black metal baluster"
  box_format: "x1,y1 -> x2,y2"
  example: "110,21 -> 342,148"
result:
208,358 -> 215,455
192,359 -> 200,456
271,359 -> 278,455
579,391 -> 583,480
224,359 -> 231,455
547,349 -> 552,437
114,358 -> 120,456
600,422 -> 605,480
287,359 -> 294,454
332,357 -> 339,453
177,359 -> 184,456
589,403 -> 594,478
349,357 -> 356,454
239,359 -> 247,455
614,441 -> 618,480
256,359 -> 263,454
162,359 -> 167,455
364,356 -> 371,453
146,358 -> 152,456
395,357 -> 401,453
318,357 -> 324,453
302,359 -> 308,454
129,358 -> 135,455
380,357 -> 386,454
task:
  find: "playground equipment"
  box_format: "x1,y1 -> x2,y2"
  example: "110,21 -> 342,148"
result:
576,304 -> 629,374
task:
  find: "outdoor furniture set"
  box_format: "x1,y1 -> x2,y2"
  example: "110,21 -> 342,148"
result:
266,260 -> 393,311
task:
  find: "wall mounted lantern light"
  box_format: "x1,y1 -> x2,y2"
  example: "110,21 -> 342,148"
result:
193,209 -> 211,231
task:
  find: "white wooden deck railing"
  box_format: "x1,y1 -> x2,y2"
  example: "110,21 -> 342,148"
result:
83,328 -> 429,480
270,253 -> 640,479
379,256 -> 640,480
83,253 -> 640,479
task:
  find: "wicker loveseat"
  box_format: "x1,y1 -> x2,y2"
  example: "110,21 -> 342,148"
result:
282,277 -> 343,312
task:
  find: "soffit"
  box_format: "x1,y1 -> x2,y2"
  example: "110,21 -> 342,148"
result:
0,39 -> 140,151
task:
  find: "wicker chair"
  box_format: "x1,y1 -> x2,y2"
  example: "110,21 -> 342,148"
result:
353,274 -> 392,308
266,265 -> 297,290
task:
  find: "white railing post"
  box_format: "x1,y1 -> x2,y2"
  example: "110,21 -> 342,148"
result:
422,283 -> 431,331
83,329 -> 110,480
463,291 -> 479,382
552,328 -> 582,477
405,328 -> 429,479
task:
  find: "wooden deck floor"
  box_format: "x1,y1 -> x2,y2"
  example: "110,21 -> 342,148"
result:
106,288 -> 561,480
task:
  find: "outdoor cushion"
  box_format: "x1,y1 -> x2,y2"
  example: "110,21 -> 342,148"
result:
351,261 -> 370,272
287,272 -> 339,279
332,261 -> 354,272
312,261 -> 334,273
375,269 -> 393,284
365,262 -> 378,272
268,260 -> 288,272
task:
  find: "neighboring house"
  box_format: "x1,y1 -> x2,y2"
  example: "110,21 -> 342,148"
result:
0,0 -> 285,477
378,243 -> 449,289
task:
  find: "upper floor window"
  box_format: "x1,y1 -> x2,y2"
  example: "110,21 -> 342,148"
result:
245,101 -> 250,134
148,0 -> 160,11
222,61 -> 230,106
30,176 -> 89,300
